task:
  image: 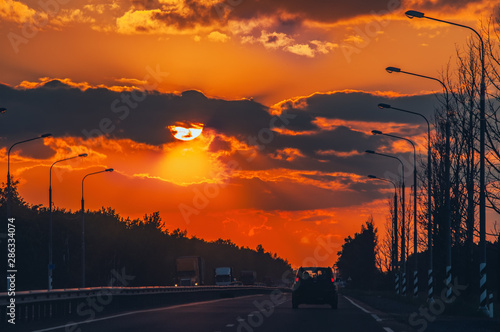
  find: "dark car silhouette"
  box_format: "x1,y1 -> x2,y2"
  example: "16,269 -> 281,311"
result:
292,267 -> 338,309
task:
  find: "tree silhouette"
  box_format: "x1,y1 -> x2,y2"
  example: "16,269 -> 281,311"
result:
336,217 -> 379,290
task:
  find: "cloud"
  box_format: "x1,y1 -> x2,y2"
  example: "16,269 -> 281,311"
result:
0,81 -> 274,148
229,0 -> 402,23
0,0 -> 37,23
208,30 -> 230,42
286,44 -> 315,57
242,30 -> 337,57
0,81 -> 440,190
242,30 -> 294,49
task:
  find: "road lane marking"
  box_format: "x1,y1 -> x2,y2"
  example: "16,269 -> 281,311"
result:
344,296 -> 371,313
32,294 -> 263,332
344,296 -> 389,328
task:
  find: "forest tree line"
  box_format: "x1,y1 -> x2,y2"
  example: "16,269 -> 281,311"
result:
0,182 -> 292,291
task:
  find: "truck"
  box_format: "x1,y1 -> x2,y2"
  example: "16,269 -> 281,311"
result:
240,270 -> 257,285
175,256 -> 205,286
214,267 -> 232,286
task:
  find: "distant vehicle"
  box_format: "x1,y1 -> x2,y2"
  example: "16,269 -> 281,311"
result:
240,270 -> 257,285
292,267 -> 338,309
175,256 -> 205,286
215,267 -> 232,286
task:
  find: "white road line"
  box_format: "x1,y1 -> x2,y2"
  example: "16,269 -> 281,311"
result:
32,294 -> 262,332
344,296 -> 382,322
383,328 -> 394,332
344,296 -> 371,314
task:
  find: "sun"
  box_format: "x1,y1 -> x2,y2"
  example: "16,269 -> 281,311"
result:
168,122 -> 204,141
157,133 -> 225,186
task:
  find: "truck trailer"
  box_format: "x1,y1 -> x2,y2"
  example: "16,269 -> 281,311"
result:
175,256 -> 205,286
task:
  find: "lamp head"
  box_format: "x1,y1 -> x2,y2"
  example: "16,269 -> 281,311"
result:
79,153 -> 88,157
365,150 -> 375,154
378,103 -> 391,109
41,133 -> 53,138
405,10 -> 424,19
105,168 -> 114,172
386,66 -> 401,73
371,130 -> 383,135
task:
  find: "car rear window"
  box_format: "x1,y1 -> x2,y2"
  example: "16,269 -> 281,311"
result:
298,268 -> 332,280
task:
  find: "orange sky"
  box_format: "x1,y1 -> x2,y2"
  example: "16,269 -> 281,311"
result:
0,0 -> 498,268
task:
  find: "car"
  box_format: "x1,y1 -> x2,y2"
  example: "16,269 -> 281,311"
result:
291,267 -> 338,309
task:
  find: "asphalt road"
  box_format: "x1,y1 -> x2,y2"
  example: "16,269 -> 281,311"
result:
26,293 -> 414,332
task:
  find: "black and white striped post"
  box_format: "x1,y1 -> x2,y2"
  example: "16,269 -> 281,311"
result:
413,270 -> 418,297
395,272 -> 400,295
427,269 -> 433,302
479,263 -> 487,309
445,265 -> 452,299
402,272 -> 407,296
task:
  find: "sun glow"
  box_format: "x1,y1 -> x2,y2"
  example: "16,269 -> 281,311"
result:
169,123 -> 204,141
157,133 -> 225,186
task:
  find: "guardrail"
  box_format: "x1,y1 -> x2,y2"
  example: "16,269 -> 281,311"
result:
0,285 -> 290,327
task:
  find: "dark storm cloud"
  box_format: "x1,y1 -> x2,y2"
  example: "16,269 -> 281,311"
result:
0,82 -> 273,148
151,1 -> 219,29
278,91 -> 439,129
0,81 -> 437,181
229,0 -> 403,22
415,0 -> 484,11
129,0 -> 404,30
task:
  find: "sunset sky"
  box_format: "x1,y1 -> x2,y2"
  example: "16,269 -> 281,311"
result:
0,0 -> 498,268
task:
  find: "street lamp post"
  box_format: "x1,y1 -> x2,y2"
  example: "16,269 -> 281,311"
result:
368,174 -> 399,294
372,130 -> 419,297
81,168 -> 113,288
365,150 -> 407,295
379,103 -> 435,301
48,153 -> 88,290
7,133 -> 53,219
384,67 -> 452,301
405,10 -> 487,312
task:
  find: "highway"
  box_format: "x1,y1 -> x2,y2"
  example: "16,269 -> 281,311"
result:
27,293 -> 413,332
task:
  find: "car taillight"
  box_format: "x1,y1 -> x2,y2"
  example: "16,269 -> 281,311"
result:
296,277 -> 299,282
331,277 -> 335,283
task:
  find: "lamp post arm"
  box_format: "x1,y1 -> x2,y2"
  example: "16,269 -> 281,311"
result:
401,70 -> 448,93
50,156 -> 80,191
8,134 -> 52,178
390,106 -> 431,129
424,16 -> 484,54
